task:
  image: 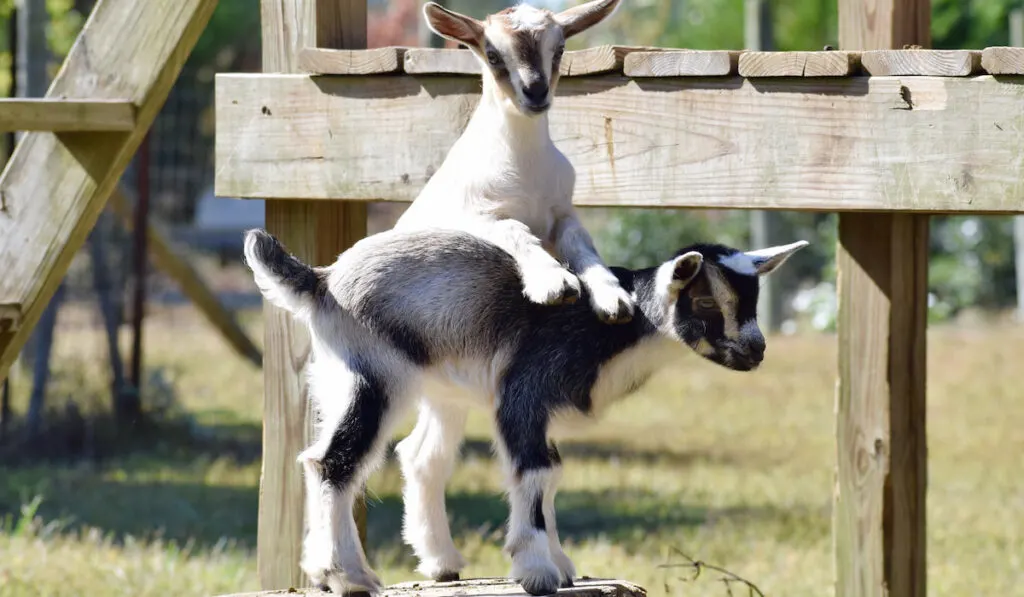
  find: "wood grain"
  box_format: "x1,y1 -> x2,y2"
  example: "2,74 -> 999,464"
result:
298,47 -> 405,75
258,0 -> 369,591
107,188 -> 262,368
738,51 -> 860,77
403,48 -> 481,75
0,0 -> 219,382
0,99 -> 136,131
560,45 -> 658,76
835,3 -> 929,597
981,46 -> 1024,74
624,50 -> 739,77
217,577 -> 648,597
214,73 -> 1024,213
861,49 -> 981,76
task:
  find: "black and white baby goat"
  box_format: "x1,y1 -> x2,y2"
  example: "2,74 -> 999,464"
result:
243,228 -> 807,597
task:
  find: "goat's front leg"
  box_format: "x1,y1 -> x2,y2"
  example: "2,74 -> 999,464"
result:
552,211 -> 634,323
496,402 -> 567,596
541,443 -> 575,586
461,217 -> 581,306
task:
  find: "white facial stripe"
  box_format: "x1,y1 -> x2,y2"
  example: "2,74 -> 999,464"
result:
718,251 -> 758,276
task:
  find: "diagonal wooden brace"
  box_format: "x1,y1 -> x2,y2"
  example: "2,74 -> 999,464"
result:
0,0 -> 220,382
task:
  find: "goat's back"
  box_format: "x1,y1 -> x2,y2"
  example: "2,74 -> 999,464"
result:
322,229 -> 532,362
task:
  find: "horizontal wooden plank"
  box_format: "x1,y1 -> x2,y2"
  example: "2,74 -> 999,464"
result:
214,73 -> 1024,213
298,47 -> 405,75
0,99 -> 136,131
217,577 -> 647,597
981,46 -> 1024,75
560,45 -> 659,76
861,49 -> 981,76
624,50 -> 739,77
403,48 -> 480,75
738,51 -> 860,77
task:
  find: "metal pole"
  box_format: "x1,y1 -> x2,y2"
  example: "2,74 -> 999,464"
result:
126,135 -> 150,421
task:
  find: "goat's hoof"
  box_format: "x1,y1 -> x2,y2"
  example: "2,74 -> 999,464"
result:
434,571 -> 460,583
591,286 -> 635,325
309,568 -> 382,596
522,267 -> 581,307
560,578 -> 574,588
513,562 -> 562,596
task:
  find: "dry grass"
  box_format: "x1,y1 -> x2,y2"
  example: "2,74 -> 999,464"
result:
1,305 -> 1022,597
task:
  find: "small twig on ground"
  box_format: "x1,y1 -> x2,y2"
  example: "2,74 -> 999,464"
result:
658,547 -> 766,597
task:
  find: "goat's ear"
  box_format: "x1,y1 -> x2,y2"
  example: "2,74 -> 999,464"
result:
554,0 -> 621,39
423,2 -> 484,47
744,240 -> 809,276
672,251 -> 704,286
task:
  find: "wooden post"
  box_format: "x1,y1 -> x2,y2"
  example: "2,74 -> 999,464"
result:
258,0 -> 369,590
834,2 -> 929,597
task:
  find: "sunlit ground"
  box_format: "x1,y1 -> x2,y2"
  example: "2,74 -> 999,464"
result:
1,305 -> 1021,597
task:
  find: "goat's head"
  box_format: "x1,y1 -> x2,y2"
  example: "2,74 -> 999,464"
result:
654,240 -> 809,372
423,0 -> 620,116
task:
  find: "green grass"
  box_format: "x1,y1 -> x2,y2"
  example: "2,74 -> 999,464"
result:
1,305 -> 1022,596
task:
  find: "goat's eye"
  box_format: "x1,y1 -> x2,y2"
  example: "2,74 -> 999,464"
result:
695,297 -> 717,311
554,45 -> 565,60
486,50 -> 502,66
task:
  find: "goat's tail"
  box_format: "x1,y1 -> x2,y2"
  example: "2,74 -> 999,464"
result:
243,228 -> 322,319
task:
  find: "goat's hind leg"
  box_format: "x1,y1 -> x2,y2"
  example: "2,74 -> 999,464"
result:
395,400 -> 468,582
300,365 -> 410,595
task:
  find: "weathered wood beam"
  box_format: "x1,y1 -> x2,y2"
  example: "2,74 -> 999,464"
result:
298,46 -> 406,75
981,46 -> 1024,74
835,2 -> 929,597
624,50 -> 740,76
0,99 -> 136,132
738,50 -> 860,77
861,49 -> 981,76
257,0 -> 369,591
214,73 -> 1024,213
559,45 -> 659,76
404,47 -> 481,74
0,0 -> 219,383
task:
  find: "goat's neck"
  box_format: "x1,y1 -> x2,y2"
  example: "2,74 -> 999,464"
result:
461,77 -> 553,156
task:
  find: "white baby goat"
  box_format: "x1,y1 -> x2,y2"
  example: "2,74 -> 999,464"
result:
244,227 -> 808,596
395,0 -> 634,325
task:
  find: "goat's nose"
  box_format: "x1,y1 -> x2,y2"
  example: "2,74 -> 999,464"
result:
748,339 -> 766,363
523,81 -> 549,103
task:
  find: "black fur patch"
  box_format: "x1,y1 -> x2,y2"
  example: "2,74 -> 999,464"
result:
321,369 -> 388,489
247,229 -> 321,296
532,495 -> 546,531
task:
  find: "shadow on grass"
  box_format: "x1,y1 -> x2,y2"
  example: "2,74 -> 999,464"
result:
1,421 -> 787,555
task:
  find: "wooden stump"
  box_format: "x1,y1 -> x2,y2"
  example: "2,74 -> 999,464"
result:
217,578 -> 647,597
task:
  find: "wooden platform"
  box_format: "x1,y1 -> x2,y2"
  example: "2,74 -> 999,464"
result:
216,578 -> 647,597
